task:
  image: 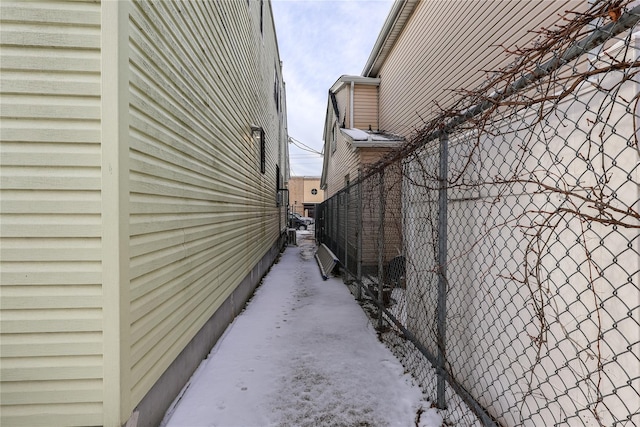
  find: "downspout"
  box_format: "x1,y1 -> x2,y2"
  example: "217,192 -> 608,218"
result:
350,81 -> 354,128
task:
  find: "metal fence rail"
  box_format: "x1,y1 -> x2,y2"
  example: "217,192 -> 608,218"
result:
317,4 -> 639,426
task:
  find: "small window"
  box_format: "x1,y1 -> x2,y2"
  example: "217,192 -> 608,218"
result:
260,132 -> 266,174
260,0 -> 264,36
311,189 -> 318,195
331,124 -> 336,154
252,126 -> 265,174
274,66 -> 280,111
276,164 -> 281,206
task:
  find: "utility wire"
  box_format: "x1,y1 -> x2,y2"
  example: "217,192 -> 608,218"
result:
288,136 -> 323,156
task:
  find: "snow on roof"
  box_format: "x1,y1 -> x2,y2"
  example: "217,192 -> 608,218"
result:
341,128 -> 404,147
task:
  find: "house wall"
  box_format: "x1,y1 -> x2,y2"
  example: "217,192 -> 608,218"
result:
302,178 -> 324,203
353,84 -> 378,131
289,177 -> 323,215
359,158 -> 403,272
374,0 -> 586,138
0,1 -> 104,426
323,116 -> 361,198
128,1 -> 288,424
0,1 -> 287,426
288,177 -> 305,214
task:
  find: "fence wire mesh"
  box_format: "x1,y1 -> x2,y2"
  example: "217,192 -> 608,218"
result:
317,3 -> 639,426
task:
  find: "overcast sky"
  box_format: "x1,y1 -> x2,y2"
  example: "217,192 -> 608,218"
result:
271,0 -> 394,177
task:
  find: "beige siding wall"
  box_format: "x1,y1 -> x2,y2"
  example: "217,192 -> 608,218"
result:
323,130 -> 360,198
359,152 -> 402,268
353,84 -> 378,131
0,1 -> 104,426
376,0 -> 586,137
127,0 -> 285,410
1,0 -> 287,426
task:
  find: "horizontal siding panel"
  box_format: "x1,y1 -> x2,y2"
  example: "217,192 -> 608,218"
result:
0,27 -> 99,49
129,212 -> 246,237
130,230 -> 266,345
1,95 -> 100,120
129,241 -> 264,388
1,318 -> 102,334
1,46 -> 100,72
129,154 -> 252,201
1,175 -> 100,190
1,117 -> 101,142
1,331 -> 101,358
129,178 -> 262,210
1,192 -> 101,214
1,364 -> 101,382
1,404 -> 102,427
130,127 -> 257,191
0,214 -> 101,238
0,3 -> 100,26
1,388 -> 102,405
130,228 -> 185,258
1,142 -> 101,166
130,272 -> 221,367
1,75 -> 100,96
0,274 -> 100,287
1,295 -> 101,310
130,226 -> 249,301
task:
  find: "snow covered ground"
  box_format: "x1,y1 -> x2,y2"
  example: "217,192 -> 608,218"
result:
161,230 -> 442,427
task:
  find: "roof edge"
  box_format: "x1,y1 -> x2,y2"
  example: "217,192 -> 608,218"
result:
330,75 -> 381,93
362,0 -> 419,77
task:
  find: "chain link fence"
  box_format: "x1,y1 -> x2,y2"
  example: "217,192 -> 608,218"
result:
317,4 -> 639,426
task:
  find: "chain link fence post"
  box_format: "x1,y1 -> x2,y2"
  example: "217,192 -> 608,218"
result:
377,170 -> 385,330
345,187 -> 349,277
437,131 -> 449,409
356,169 -> 363,300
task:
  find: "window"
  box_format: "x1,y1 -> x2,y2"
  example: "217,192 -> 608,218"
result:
331,124 -> 336,154
311,188 -> 318,195
260,131 -> 266,174
274,66 -> 280,111
260,0 -> 263,36
252,126 -> 265,174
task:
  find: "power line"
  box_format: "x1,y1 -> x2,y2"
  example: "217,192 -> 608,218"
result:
288,136 -> 322,156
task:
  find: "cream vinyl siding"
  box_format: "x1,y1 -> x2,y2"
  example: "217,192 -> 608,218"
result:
376,0 -> 586,137
324,130 -> 360,198
127,0 -> 283,406
0,1 -> 103,426
353,84 -> 378,131
2,0 -> 287,425
358,149 -> 401,268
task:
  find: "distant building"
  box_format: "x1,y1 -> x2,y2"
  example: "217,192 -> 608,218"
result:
0,1 -> 288,427
288,176 -> 324,218
320,75 -> 403,198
